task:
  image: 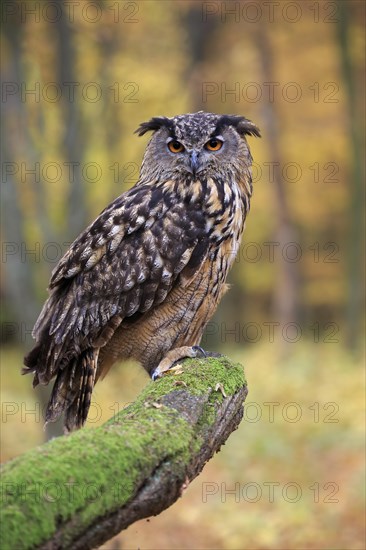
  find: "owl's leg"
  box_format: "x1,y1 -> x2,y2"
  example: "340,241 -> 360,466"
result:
151,345 -> 207,380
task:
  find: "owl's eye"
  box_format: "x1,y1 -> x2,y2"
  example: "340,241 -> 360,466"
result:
168,140 -> 185,153
205,138 -> 223,151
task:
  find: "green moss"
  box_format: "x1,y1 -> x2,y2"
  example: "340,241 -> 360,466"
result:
139,356 -> 246,402
1,405 -> 191,548
1,356 -> 246,549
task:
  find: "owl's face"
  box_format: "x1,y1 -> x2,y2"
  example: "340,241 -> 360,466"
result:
136,111 -> 260,182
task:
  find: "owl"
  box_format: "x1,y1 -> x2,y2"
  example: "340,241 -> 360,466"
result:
23,111 -> 260,432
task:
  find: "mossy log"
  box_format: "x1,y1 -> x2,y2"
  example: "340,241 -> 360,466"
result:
1,356 -> 248,549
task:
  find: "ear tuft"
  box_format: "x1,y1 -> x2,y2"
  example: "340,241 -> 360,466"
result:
236,119 -> 261,138
135,116 -> 174,137
216,115 -> 261,138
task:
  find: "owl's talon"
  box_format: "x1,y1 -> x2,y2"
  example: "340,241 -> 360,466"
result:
191,345 -> 207,358
151,371 -> 160,381
151,345 -> 207,380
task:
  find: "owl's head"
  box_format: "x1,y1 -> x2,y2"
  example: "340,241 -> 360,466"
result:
136,111 -> 260,182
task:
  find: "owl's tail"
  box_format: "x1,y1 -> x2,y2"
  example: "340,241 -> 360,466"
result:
23,347 -> 98,432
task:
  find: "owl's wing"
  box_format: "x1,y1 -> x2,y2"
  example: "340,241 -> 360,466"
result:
31,183 -> 208,381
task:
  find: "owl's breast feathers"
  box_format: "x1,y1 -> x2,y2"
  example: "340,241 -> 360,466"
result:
30,174 -> 245,349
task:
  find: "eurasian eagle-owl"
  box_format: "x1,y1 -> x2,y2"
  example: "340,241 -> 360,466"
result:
23,111 -> 260,432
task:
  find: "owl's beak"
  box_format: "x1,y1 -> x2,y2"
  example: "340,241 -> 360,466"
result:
188,150 -> 202,177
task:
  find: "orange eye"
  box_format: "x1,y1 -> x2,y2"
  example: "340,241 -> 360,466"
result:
205,138 -> 223,151
168,140 -> 184,153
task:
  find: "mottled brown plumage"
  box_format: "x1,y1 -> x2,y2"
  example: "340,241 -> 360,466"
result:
23,111 -> 260,431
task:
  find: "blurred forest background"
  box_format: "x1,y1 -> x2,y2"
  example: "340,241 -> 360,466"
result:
1,1 -> 365,549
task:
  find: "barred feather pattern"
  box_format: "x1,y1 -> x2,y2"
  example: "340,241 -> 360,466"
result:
23,111 -> 260,431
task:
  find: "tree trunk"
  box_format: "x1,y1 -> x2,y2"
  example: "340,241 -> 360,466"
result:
254,25 -> 300,330
336,1 -> 365,351
1,356 -> 247,550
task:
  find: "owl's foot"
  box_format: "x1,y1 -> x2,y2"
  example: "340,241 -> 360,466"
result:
151,345 -> 207,381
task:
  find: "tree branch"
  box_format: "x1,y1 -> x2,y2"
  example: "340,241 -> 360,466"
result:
1,356 -> 247,549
